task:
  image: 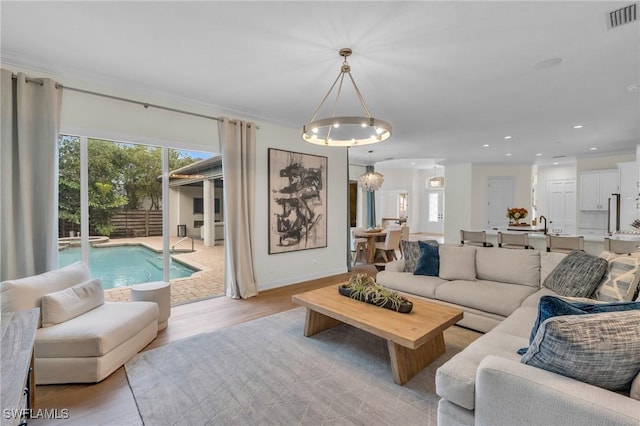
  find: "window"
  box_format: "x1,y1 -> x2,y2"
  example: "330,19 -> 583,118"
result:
429,193 -> 439,222
194,197 -> 204,214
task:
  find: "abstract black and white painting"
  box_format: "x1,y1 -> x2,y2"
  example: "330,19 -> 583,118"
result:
268,148 -> 327,254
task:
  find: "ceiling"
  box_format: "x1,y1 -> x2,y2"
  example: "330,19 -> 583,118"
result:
2,1 -> 639,167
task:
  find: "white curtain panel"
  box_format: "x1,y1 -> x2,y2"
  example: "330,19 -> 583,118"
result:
1,70 -> 62,280
218,117 -> 258,299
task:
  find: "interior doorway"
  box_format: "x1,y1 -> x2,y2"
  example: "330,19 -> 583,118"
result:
546,179 -> 576,235
423,189 -> 444,234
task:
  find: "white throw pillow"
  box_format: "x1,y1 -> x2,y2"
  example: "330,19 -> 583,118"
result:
439,245 -> 476,281
41,278 -> 104,327
1,262 -> 92,326
596,251 -> 640,302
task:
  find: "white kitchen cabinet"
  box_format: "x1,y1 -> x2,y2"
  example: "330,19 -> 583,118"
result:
579,170 -> 619,211
618,161 -> 639,199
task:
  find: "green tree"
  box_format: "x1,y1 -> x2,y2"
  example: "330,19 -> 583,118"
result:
58,136 -> 201,236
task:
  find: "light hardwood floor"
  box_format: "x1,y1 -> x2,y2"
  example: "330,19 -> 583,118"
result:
31,264 -> 377,426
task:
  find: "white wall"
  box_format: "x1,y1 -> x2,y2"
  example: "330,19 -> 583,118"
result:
577,153 -> 635,171
253,122 -> 349,290
7,65 -> 349,291
470,164 -> 532,229
443,163 -> 472,244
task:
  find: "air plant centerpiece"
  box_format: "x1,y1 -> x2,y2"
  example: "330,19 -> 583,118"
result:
339,273 -> 413,313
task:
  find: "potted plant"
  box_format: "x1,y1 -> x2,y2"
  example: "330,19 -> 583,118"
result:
339,273 -> 413,313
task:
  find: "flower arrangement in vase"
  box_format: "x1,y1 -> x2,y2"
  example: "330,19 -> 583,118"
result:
506,207 -> 528,225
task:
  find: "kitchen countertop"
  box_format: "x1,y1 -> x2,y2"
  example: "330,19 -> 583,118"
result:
486,228 -> 607,242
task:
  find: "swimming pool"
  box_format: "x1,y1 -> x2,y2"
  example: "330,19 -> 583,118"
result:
58,245 -> 198,289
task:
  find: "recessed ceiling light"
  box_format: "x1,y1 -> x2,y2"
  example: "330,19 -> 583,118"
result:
411,162 -> 415,165
536,153 -> 542,156
483,144 -> 490,147
590,147 -> 598,151
506,153 -> 512,156
504,136 -> 512,140
553,162 -> 559,165
573,125 -> 584,129
533,57 -> 563,70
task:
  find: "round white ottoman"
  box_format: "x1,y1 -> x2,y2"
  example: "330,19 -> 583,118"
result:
131,281 -> 171,330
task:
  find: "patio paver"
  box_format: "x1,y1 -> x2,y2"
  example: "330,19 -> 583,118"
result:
98,236 -> 224,306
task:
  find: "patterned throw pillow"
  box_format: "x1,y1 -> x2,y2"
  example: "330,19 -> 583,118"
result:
516,296 -> 640,355
402,240 -> 437,273
521,310 -> 640,391
414,241 -> 440,276
542,250 -> 608,297
595,251 -> 640,302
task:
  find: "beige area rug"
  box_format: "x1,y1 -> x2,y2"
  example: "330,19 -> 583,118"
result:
125,307 -> 480,426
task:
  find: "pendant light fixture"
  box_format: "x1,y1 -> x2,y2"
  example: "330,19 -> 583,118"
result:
428,166 -> 444,188
302,48 -> 392,147
358,151 -> 384,191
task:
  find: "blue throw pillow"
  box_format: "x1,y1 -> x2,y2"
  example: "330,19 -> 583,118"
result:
517,295 -> 640,355
414,240 -> 439,276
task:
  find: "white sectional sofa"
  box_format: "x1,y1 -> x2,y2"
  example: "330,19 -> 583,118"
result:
378,245 -> 566,333
1,262 -> 159,384
377,245 -> 640,426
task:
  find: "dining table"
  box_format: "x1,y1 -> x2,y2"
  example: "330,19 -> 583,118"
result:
354,229 -> 387,264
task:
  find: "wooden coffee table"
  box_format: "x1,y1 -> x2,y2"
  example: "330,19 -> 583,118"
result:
291,285 -> 463,385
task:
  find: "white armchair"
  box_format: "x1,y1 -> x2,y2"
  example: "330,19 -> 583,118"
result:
1,262 -> 159,384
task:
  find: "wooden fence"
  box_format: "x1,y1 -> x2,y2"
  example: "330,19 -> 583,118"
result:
59,210 -> 163,238
110,210 -> 163,237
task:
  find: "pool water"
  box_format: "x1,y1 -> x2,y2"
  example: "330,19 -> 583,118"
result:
58,245 -> 197,289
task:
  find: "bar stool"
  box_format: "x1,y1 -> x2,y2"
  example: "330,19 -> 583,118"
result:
498,232 -> 532,249
604,238 -> 639,255
460,230 -> 493,247
545,235 -> 584,253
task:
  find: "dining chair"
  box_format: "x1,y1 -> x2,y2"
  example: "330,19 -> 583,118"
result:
603,238 -> 639,255
460,230 -> 493,247
350,228 -> 368,265
545,235 -> 584,253
374,229 -> 403,262
397,225 -> 410,258
497,232 -> 532,249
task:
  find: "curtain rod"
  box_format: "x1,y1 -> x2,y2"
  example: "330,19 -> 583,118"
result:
11,73 -> 258,127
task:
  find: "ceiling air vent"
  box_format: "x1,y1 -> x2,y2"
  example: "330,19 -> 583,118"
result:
608,3 -> 637,29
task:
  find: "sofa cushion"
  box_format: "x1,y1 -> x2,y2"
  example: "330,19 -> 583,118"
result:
542,250 -> 608,297
435,280 -> 538,317
414,241 -> 440,276
1,262 -> 91,326
540,251 -> 566,283
518,296 -> 640,355
436,329 -> 528,410
595,251 -> 640,302
521,310 -> 640,391
439,245 -> 476,281
35,301 -> 159,358
631,373 -> 640,400
475,247 -> 540,287
41,278 -> 104,327
491,306 -> 539,339
376,271 -> 447,299
520,287 -> 562,308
